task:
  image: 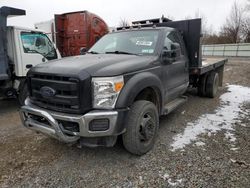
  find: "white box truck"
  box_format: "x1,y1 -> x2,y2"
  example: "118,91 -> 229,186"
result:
0,6 -> 61,104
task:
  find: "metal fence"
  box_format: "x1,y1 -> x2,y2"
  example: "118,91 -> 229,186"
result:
202,43 -> 250,57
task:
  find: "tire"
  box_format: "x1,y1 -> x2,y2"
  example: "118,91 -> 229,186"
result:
18,82 -> 29,106
122,100 -> 159,155
205,72 -> 219,98
197,74 -> 207,97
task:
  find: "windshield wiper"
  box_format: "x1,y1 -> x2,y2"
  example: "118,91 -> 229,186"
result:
87,51 -> 99,54
105,51 -> 137,55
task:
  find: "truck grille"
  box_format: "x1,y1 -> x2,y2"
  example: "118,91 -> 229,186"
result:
29,74 -> 81,113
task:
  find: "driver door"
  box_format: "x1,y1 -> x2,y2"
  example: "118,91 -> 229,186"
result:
162,31 -> 189,102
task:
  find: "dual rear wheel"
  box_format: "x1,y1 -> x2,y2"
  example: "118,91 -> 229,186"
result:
198,72 -> 219,98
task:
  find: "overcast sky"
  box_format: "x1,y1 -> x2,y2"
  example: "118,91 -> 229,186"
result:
0,0 -> 247,32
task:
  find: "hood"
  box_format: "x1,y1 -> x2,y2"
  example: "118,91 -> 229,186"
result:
30,54 -> 158,77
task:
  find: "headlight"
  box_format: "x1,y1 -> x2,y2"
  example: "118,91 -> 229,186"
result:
92,76 -> 124,109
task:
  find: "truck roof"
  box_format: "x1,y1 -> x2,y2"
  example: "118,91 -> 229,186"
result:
113,26 -> 175,33
7,25 -> 46,33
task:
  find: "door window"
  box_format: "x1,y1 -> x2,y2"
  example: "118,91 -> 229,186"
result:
21,32 -> 57,60
164,31 -> 184,55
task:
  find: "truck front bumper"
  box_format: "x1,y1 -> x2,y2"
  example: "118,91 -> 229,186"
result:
19,98 -> 127,144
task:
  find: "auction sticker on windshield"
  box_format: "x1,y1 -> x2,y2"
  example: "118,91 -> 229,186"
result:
136,41 -> 153,46
141,49 -> 154,53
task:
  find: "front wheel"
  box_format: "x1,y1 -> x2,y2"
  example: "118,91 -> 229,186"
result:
122,100 -> 159,155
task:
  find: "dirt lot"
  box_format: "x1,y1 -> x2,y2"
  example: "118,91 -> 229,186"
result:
0,58 -> 250,188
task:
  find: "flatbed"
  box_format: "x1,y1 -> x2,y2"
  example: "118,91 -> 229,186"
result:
190,58 -> 227,75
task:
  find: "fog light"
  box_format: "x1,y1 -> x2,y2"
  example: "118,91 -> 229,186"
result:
89,119 -> 109,131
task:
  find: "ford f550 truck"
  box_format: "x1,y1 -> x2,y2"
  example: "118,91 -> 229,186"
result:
0,6 -> 61,104
20,18 -> 227,155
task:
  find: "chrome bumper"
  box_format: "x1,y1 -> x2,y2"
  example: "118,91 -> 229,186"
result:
19,98 -> 119,143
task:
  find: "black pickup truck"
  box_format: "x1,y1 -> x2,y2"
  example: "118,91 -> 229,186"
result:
20,18 -> 227,155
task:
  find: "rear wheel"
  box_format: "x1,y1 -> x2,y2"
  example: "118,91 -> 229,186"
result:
197,74 -> 207,97
122,100 -> 159,155
205,72 -> 219,98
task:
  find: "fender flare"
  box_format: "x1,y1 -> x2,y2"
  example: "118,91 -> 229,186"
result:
116,72 -> 164,113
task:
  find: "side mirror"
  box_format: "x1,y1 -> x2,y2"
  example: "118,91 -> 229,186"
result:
161,50 -> 175,64
80,47 -> 87,55
170,43 -> 181,58
161,43 -> 181,64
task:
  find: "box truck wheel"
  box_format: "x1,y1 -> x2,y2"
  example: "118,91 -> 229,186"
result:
18,82 -> 28,105
205,72 -> 219,98
122,100 -> 159,155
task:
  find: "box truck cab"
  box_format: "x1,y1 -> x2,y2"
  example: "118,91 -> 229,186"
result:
0,7 -> 61,104
7,26 -> 60,76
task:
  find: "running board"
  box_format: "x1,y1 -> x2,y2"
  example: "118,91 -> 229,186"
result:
163,96 -> 187,115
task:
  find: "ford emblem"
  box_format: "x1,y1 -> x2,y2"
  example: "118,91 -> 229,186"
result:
40,86 -> 56,98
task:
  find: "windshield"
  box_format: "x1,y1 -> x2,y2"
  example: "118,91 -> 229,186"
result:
89,30 -> 159,55
20,32 -> 57,60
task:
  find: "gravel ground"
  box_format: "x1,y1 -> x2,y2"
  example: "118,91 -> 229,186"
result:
0,58 -> 250,188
